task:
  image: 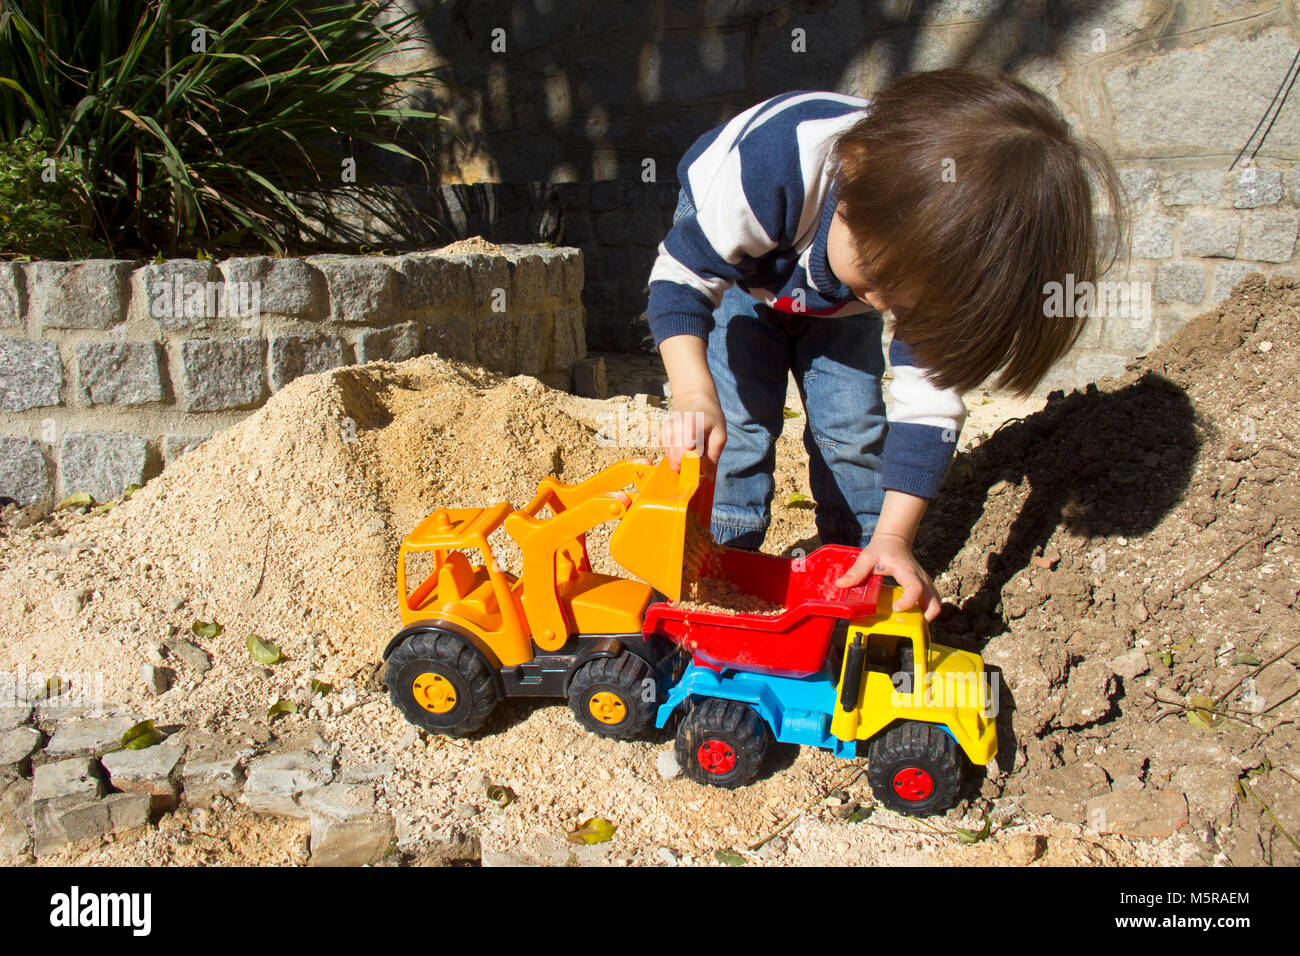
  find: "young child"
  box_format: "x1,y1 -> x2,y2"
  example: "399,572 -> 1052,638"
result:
648,69 -> 1124,620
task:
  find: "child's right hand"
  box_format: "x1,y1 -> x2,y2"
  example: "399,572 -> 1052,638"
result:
658,396 -> 726,470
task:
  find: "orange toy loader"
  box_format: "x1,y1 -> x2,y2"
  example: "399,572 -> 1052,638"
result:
382,454 -> 714,739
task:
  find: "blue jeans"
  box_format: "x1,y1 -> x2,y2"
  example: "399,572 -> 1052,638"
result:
672,190 -> 888,550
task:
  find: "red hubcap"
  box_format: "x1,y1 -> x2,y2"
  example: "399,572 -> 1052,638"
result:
697,739 -> 737,774
892,767 -> 934,801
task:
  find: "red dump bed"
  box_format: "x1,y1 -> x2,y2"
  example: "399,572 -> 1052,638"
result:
641,545 -> 882,677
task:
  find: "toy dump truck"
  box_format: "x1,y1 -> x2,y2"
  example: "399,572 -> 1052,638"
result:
383,453 -> 997,815
645,544 -> 997,815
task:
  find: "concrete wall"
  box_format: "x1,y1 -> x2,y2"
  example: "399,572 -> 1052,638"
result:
0,245 -> 585,507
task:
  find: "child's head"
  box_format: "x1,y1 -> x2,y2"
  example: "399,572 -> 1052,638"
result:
830,68 -> 1126,396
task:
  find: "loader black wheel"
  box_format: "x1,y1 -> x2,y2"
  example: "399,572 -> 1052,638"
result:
867,721 -> 962,816
568,653 -> 657,740
675,698 -> 768,789
387,630 -> 499,736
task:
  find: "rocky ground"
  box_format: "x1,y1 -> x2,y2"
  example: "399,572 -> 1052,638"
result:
1,274 -> 1295,867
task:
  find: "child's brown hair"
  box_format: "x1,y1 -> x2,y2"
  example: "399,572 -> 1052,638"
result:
832,68 -> 1126,396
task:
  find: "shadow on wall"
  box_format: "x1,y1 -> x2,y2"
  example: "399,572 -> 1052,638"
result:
409,0 -> 1117,184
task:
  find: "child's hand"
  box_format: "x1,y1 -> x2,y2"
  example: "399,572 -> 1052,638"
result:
658,397 -> 726,470
834,532 -> 943,622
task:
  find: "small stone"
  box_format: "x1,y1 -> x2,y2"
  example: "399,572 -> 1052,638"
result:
269,333 -> 346,391
101,743 -> 184,813
828,799 -> 859,820
1259,340 -> 1273,352
0,702 -> 33,731
75,341 -> 164,406
32,758 -> 104,802
1233,167 -> 1283,208
162,636 -> 212,675
180,337 -> 266,411
31,798 -> 110,856
309,811 -> 395,867
656,846 -> 681,865
140,664 -> 168,696
656,750 -> 681,779
0,726 -> 42,777
103,792 -> 151,830
1086,790 -> 1189,839
301,782 -> 376,820
1030,555 -> 1054,569
242,750 -> 333,818
0,779 -> 32,859
0,437 -> 50,507
45,715 -> 136,757
57,433 -> 147,504
454,802 -> 478,819
51,588 -> 91,619
1110,649 -> 1151,681
0,338 -> 62,412
181,747 -> 245,807
1241,211 -> 1299,262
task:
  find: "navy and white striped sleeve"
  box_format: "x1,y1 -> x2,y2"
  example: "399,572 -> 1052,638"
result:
883,338 -> 968,499
646,95 -> 820,344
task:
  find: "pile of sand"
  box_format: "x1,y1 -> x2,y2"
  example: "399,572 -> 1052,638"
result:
0,356 -> 649,718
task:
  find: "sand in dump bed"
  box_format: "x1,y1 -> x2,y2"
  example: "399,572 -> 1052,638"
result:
1,274 -> 1297,867
676,576 -> 785,616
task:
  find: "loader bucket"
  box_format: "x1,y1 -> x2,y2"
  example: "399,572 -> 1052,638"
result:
608,452 -> 716,602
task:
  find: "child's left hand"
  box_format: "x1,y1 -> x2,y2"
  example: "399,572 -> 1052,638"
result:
833,532 -> 943,622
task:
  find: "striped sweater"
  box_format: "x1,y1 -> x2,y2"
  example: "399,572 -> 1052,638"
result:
647,90 -> 967,500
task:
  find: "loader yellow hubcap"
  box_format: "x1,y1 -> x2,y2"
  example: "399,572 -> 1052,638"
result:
588,691 -> 627,724
412,672 -> 457,714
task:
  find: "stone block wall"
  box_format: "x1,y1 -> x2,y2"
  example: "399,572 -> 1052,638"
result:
0,245 -> 584,508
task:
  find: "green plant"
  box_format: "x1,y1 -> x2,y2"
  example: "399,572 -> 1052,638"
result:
0,129 -> 108,258
0,0 -> 445,256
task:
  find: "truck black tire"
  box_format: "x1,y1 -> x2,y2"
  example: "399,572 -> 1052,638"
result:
387,629 -> 499,736
675,698 -> 769,789
867,720 -> 962,816
567,653 -> 657,740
